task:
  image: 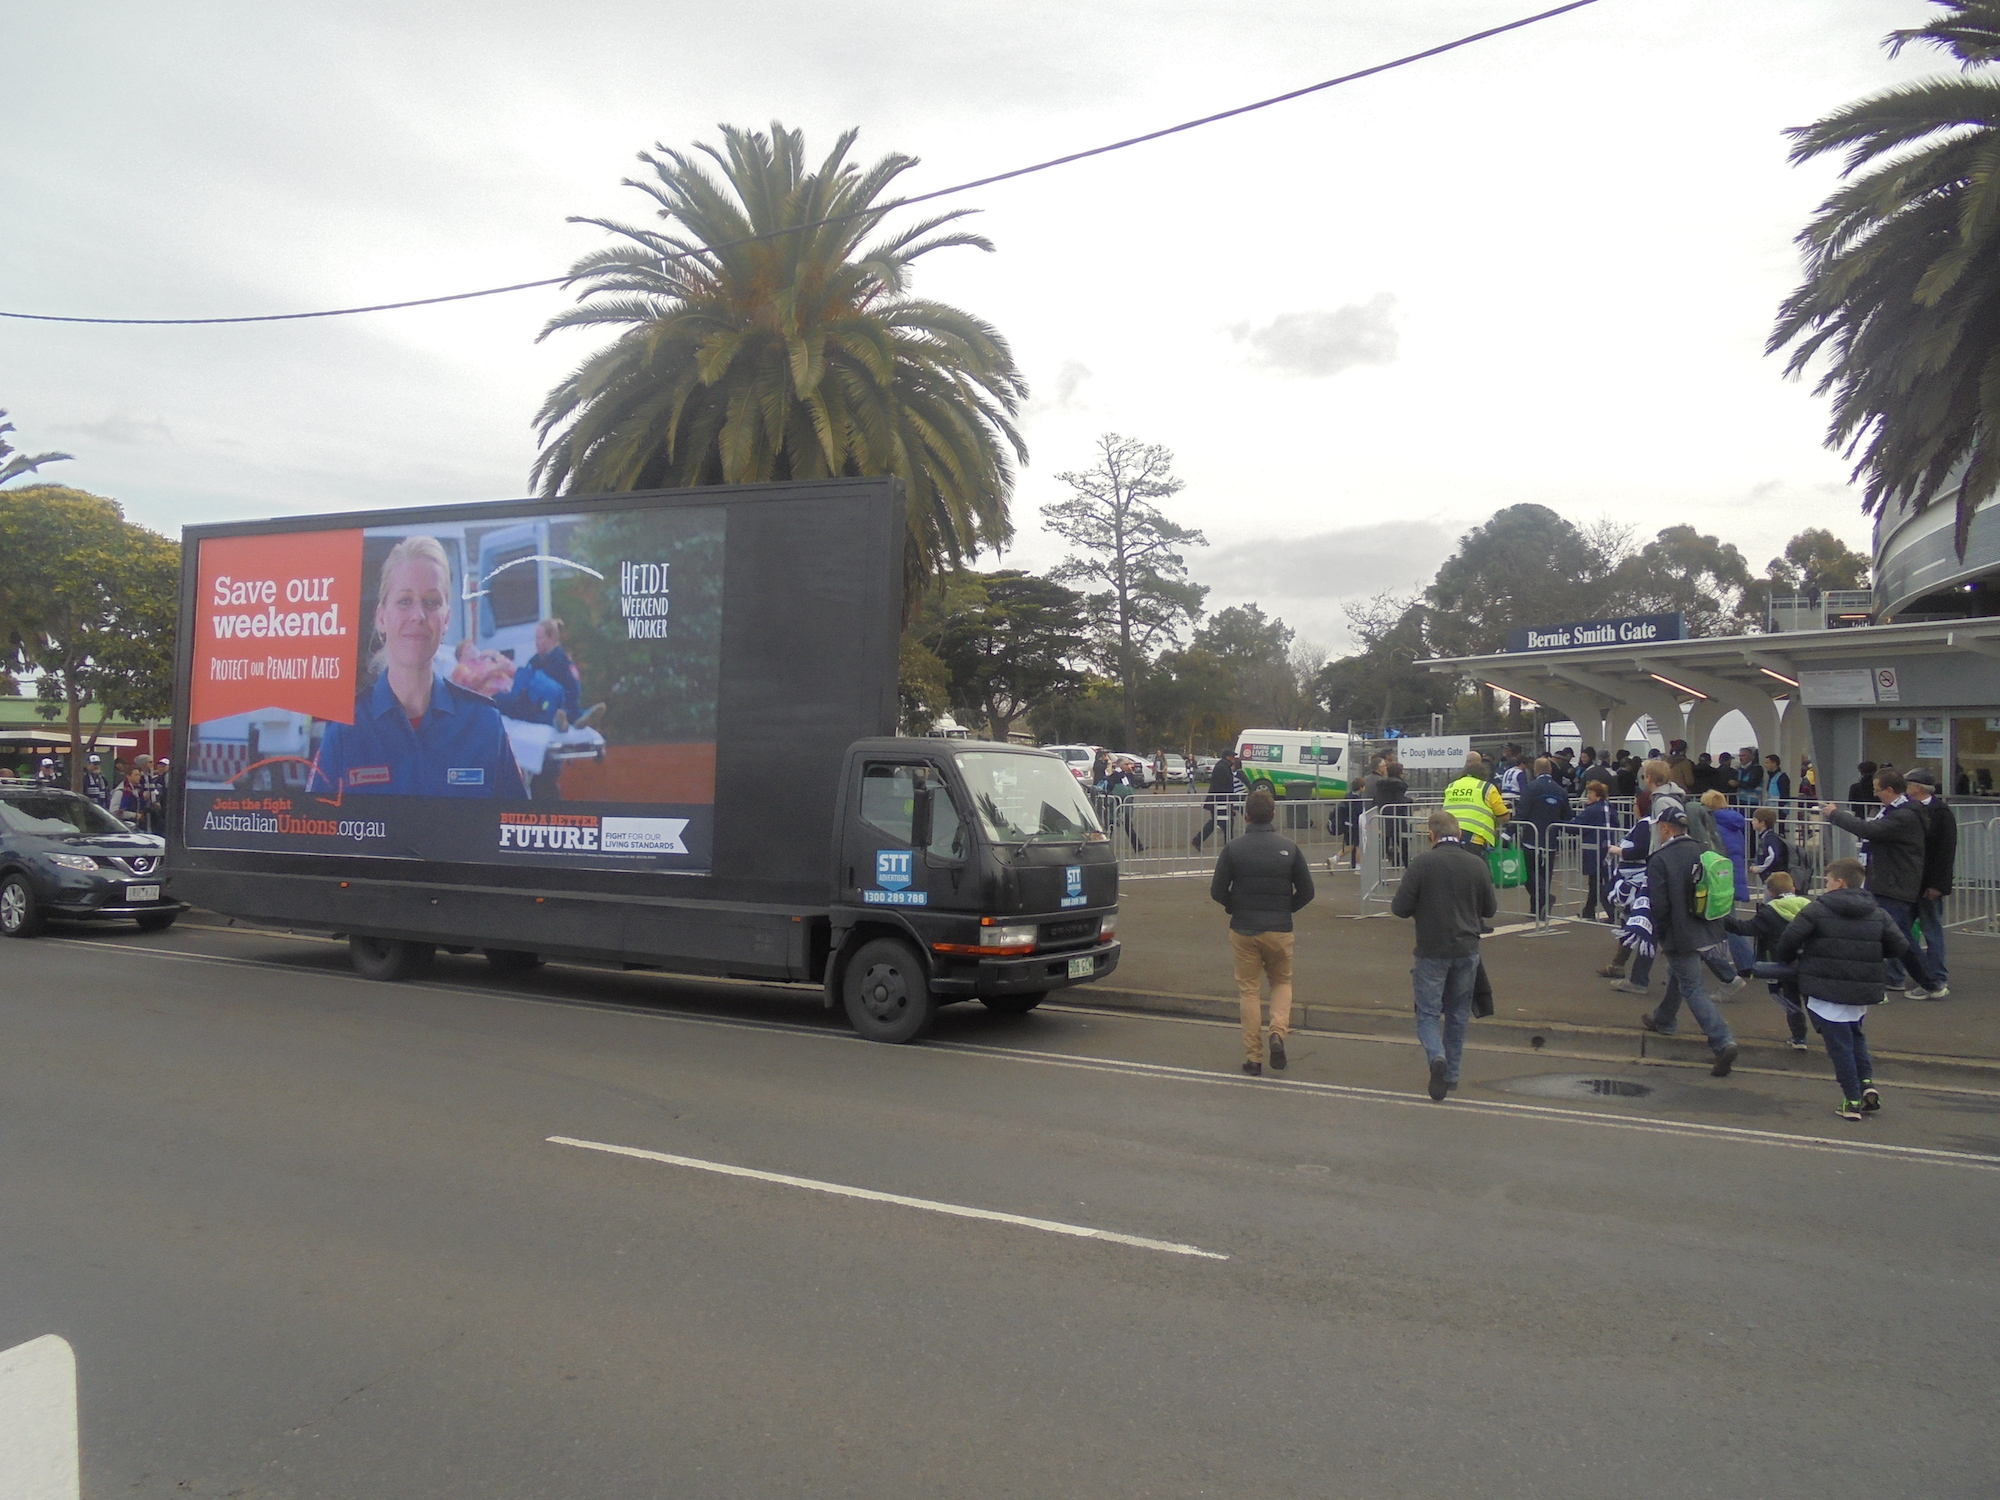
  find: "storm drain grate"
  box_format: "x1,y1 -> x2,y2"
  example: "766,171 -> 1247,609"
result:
1582,1078 -> 1653,1098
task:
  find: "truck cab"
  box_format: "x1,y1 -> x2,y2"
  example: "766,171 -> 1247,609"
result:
828,739 -> 1121,1041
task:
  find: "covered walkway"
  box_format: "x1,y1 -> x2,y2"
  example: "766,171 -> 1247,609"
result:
1422,618 -> 2000,771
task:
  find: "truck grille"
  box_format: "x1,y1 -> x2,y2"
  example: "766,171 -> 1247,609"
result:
1040,917 -> 1098,946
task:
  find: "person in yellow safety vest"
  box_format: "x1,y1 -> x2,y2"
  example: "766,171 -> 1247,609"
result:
1441,753 -> 1512,849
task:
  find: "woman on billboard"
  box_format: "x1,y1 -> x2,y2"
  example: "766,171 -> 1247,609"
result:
311,536 -> 527,799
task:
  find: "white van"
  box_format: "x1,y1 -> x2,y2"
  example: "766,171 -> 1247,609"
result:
1232,730 -> 1351,799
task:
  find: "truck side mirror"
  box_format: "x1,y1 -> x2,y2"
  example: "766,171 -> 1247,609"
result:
910,781 -> 934,849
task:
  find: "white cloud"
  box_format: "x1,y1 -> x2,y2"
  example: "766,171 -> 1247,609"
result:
1229,295 -> 1399,378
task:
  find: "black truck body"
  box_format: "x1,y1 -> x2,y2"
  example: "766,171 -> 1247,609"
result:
164,478 -> 1119,1040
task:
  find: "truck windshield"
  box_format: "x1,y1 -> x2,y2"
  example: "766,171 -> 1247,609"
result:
956,752 -> 1104,844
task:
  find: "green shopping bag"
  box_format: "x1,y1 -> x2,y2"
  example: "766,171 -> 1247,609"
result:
1487,840 -> 1526,888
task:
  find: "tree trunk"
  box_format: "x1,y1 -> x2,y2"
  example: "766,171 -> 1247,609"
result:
66,683 -> 83,791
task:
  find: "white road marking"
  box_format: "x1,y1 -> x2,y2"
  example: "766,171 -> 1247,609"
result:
546,1135 -> 1230,1260
47,939 -> 2000,1173
0,1335 -> 80,1500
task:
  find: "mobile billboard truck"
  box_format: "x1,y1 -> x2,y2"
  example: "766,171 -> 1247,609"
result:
168,479 -> 1120,1042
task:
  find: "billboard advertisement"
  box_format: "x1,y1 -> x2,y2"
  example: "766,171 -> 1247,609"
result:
183,502 -> 725,873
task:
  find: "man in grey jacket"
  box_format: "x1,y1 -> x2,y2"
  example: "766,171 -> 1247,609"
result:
1639,802 -> 1740,1076
1822,768 -> 1944,997
1210,788 -> 1316,1075
1391,808 -> 1498,1100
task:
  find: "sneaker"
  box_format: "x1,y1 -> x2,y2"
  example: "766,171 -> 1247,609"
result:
1595,965 -> 1626,979
1861,1085 -> 1881,1112
1904,983 -> 1932,999
1610,979 -> 1648,995
1242,1060 -> 1262,1077
1427,1057 -> 1449,1101
1445,1079 -> 1460,1092
1711,1044 -> 1739,1078
1716,975 -> 1747,998
1927,985 -> 1951,999
1789,1037 -> 1811,1052
1268,1035 -> 1288,1072
1639,1011 -> 1677,1036
1835,1100 -> 1864,1122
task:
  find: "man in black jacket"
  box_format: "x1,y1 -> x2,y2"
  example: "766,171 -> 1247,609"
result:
1906,767 -> 1956,993
1192,751 -> 1247,851
1391,808 -> 1498,1100
1210,789 -> 1316,1076
1821,768 -> 1944,998
1774,857 -> 1909,1120
1638,803 -> 1740,1076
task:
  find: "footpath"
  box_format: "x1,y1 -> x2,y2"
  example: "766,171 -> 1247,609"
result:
1093,868 -> 2000,1093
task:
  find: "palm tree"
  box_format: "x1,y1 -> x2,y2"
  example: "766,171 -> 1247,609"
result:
0,410 -> 71,487
533,122 -> 1028,598
1772,1 -> 2000,556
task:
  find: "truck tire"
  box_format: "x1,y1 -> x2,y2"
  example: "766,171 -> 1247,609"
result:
980,990 -> 1047,1015
134,910 -> 179,933
349,935 -> 435,981
483,948 -> 542,973
1,874 -> 46,938
841,937 -> 936,1043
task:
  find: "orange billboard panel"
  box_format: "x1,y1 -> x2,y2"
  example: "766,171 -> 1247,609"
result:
189,529 -> 366,725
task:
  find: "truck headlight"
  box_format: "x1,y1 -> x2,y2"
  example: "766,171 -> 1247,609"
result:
48,854 -> 99,872
980,924 -> 1038,953
1098,914 -> 1117,940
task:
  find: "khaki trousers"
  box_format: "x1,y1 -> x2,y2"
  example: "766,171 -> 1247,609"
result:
1230,929 -> 1295,1063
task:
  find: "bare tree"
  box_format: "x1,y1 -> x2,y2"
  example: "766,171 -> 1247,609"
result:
1041,434 -> 1206,749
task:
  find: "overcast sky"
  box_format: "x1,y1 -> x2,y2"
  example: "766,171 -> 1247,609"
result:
4,1 -> 1938,650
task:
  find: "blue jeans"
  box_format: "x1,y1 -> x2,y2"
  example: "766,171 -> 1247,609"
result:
1413,954 -> 1480,1082
1650,950 -> 1736,1053
1725,931 -> 1756,975
1813,1012 -> 1874,1101
1874,896 -> 1936,991
1629,943 -> 1735,990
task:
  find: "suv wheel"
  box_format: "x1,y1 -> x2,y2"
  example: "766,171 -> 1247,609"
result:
1,873 -> 46,938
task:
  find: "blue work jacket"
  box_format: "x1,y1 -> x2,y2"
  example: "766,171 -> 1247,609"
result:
312,671 -> 527,799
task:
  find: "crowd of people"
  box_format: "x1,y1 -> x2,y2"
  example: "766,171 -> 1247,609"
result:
10,750 -> 170,833
1205,743 -> 1963,1123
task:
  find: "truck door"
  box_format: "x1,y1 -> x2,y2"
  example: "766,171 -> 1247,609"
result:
843,759 -> 965,911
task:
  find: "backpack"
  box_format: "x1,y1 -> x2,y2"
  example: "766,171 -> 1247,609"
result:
1696,850 -> 1735,920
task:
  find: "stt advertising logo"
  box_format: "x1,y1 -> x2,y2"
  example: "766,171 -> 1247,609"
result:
1062,864 -> 1087,907
876,849 -> 912,890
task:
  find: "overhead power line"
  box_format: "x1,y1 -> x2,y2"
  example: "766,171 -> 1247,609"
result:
1,0 -> 1601,328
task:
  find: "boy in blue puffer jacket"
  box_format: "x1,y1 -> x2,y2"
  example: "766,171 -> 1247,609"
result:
1773,858 -> 1910,1122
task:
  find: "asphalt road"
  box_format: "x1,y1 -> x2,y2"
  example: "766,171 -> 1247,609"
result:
6,921 -> 2000,1498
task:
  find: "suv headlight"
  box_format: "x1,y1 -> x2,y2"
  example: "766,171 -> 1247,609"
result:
48,853 -> 100,872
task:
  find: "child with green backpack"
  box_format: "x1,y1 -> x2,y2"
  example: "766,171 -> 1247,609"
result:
1728,870 -> 1814,1050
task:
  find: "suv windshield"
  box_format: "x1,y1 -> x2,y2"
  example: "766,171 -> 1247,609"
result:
956,752 -> 1104,844
0,793 -> 130,837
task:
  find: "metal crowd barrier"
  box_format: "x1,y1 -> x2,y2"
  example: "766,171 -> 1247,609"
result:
1097,786 -> 2000,939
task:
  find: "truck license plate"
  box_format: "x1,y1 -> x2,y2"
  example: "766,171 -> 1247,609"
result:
1067,955 -> 1093,979
126,885 -> 159,903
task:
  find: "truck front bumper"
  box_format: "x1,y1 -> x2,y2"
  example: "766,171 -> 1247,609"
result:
930,939 -> 1122,999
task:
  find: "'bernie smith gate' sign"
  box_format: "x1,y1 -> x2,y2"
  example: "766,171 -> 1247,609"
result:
1503,613 -> 1686,653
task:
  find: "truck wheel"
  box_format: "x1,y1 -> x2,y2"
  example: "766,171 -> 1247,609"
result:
980,990 -> 1046,1015
349,935 -> 435,981
1,874 -> 46,938
483,948 -> 542,973
841,937 -> 936,1043
134,910 -> 179,933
